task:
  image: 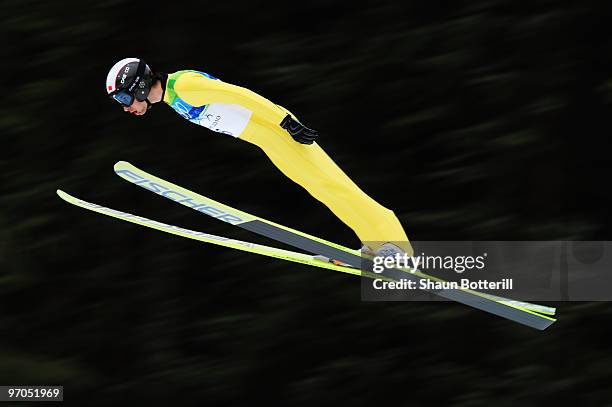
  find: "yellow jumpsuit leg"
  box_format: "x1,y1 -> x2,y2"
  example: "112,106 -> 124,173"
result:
240,116 -> 413,255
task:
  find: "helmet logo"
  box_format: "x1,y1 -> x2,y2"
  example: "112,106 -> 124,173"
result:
120,66 -> 130,84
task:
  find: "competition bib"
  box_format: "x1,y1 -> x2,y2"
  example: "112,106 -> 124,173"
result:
166,71 -> 253,138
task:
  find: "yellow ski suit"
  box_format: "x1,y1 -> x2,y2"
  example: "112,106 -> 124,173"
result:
163,70 -> 412,254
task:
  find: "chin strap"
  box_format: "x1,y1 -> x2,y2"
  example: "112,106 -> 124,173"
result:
157,72 -> 168,102
145,73 -> 168,110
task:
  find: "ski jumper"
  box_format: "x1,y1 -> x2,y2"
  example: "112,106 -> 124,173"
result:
163,70 -> 412,255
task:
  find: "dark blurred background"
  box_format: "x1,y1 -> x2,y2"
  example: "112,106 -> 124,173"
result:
2,0 -> 612,405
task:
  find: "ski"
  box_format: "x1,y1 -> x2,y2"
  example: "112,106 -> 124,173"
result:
113,161 -> 556,329
57,189 -> 554,316
56,190 -> 373,277
112,161 -> 554,316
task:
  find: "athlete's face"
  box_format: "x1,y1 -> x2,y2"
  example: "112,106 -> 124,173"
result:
123,99 -> 148,116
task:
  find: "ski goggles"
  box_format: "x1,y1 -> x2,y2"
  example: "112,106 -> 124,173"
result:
109,89 -> 136,107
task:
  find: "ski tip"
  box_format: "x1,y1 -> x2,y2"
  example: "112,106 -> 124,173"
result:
56,189 -> 70,199
56,189 -> 72,202
113,161 -> 130,171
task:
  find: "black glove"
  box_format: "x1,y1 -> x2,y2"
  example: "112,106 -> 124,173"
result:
280,114 -> 319,145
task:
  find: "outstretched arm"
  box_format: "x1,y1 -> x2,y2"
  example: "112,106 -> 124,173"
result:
173,72 -> 319,144
173,72 -> 287,126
